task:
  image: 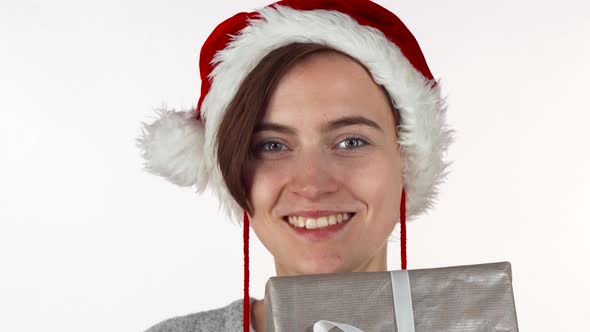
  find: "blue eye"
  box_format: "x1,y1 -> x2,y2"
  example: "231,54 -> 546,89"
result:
337,136 -> 368,150
255,141 -> 287,153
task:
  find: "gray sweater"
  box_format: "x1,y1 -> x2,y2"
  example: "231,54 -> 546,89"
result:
145,297 -> 258,332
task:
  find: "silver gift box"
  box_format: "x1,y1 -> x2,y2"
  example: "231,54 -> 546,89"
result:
264,262 -> 519,332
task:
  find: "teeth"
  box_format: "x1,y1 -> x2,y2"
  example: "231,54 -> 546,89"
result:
286,213 -> 353,230
317,217 -> 328,228
297,216 -> 305,228
328,215 -> 336,225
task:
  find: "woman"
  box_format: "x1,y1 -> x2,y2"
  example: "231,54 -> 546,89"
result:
138,0 -> 453,331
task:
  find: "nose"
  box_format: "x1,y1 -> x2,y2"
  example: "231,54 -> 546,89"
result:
287,149 -> 339,201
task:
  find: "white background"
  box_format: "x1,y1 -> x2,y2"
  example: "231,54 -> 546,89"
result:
1,0 -> 589,331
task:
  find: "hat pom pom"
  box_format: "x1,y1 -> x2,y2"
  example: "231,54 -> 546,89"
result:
136,106 -> 209,190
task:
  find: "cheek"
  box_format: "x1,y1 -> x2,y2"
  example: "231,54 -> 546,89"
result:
248,161 -> 291,217
247,162 -> 294,259
339,151 -> 403,223
341,150 -> 402,189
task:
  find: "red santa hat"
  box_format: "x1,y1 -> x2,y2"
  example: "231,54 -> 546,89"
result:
137,0 -> 453,330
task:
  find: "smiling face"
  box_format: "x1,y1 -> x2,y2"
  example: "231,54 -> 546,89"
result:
246,51 -> 404,276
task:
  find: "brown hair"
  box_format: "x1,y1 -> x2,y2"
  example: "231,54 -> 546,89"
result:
216,42 -> 400,215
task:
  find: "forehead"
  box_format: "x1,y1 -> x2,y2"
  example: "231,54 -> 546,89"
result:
264,52 -> 395,128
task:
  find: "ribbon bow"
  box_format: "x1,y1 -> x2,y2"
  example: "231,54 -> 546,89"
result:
313,320 -> 364,332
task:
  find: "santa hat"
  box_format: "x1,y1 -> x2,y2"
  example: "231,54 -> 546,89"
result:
137,0 -> 453,330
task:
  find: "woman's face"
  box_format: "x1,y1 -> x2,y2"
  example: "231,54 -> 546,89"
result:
247,52 -> 404,276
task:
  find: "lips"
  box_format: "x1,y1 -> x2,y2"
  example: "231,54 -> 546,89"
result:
285,214 -> 354,242
285,212 -> 353,229
282,212 -> 355,241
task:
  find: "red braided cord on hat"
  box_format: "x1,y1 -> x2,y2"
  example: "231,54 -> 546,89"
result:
400,189 -> 407,270
243,211 -> 250,332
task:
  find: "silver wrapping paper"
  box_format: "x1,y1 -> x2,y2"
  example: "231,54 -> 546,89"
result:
264,262 -> 518,332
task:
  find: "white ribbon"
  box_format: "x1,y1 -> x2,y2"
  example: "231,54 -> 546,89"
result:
391,270 -> 416,332
312,270 -> 416,332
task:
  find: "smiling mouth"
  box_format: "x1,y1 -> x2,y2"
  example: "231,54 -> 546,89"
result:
283,212 -> 355,230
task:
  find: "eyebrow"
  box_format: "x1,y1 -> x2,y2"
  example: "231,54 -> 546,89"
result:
254,115 -> 383,134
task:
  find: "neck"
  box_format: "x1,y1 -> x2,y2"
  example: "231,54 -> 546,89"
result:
252,299 -> 265,332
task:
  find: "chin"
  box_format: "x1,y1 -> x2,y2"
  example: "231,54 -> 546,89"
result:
294,258 -> 352,276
